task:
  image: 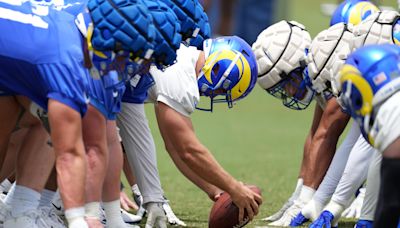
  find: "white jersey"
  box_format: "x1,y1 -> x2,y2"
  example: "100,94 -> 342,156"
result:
147,44 -> 201,117
370,91 -> 400,152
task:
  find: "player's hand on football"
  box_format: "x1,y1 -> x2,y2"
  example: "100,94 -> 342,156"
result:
230,182 -> 262,223
209,190 -> 224,202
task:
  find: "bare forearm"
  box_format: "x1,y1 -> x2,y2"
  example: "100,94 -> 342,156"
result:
299,132 -> 313,179
303,98 -> 350,189
181,144 -> 240,195
168,147 -> 222,198
303,133 -> 338,189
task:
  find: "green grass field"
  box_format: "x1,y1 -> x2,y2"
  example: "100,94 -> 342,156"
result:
122,1 -> 398,227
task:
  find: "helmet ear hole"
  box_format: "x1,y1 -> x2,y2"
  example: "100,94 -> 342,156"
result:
212,63 -> 220,76
355,98 -> 362,107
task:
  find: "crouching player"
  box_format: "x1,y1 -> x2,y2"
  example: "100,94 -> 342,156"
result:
338,44 -> 400,228
0,0 -> 171,227
75,1 -> 182,227
117,0 -> 211,226
120,35 -> 262,224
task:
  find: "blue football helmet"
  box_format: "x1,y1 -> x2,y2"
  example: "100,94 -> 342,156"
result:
159,0 -> 211,49
339,44 -> 400,144
142,0 -> 182,69
330,0 -> 379,26
197,36 -> 258,111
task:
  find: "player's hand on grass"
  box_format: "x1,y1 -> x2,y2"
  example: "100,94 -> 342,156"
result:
263,178 -> 303,222
341,188 -> 365,219
309,210 -> 336,228
263,198 -> 294,222
230,182 -> 262,223
268,199 -> 306,226
120,191 -> 139,212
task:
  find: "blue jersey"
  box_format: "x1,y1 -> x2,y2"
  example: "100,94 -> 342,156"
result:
0,0 -> 89,115
122,73 -> 154,104
86,71 -> 126,120
74,10 -> 128,120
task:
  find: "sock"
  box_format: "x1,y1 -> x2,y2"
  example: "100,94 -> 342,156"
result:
65,207 -> 88,228
39,189 -> 56,207
10,185 -> 41,217
0,179 -> 12,194
4,182 -> 16,205
103,200 -> 125,227
85,202 -> 101,220
297,185 -> 315,203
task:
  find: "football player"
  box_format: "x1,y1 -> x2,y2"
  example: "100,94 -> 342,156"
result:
253,20 -> 352,226
119,35 -> 262,224
338,43 -> 400,228
117,0 -> 210,226
252,1 -> 379,226
309,9 -> 400,228
80,1 -> 181,227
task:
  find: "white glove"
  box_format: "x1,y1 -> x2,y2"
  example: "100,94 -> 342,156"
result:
268,199 -> 307,227
145,203 -> 167,228
262,199 -> 294,222
301,198 -> 325,221
263,179 -> 303,222
341,188 -> 365,219
162,202 -> 186,227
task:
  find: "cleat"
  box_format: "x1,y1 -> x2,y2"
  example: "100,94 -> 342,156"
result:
0,199 -> 10,228
40,206 -> 66,228
121,208 -> 142,224
4,210 -> 49,228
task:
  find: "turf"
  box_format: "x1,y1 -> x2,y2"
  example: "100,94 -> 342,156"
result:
122,0 -> 398,227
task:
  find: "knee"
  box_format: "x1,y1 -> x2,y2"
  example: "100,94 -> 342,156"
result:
56,149 -> 85,169
86,143 -> 107,159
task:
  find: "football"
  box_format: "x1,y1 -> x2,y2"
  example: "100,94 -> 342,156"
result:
208,185 -> 262,228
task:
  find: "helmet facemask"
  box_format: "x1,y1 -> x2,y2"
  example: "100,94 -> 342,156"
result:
267,66 -> 315,110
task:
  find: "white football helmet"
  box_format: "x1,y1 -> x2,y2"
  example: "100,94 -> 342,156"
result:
307,23 -> 355,97
352,10 -> 400,50
329,10 -> 400,98
252,20 -> 314,110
